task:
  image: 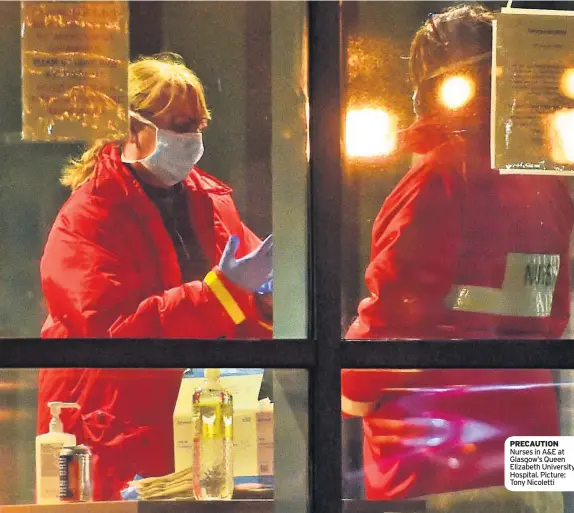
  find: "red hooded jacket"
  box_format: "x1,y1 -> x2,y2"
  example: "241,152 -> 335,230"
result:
343,112 -> 574,499
38,144 -> 271,500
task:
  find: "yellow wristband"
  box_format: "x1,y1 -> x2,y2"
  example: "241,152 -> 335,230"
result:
257,320 -> 273,332
204,271 -> 246,325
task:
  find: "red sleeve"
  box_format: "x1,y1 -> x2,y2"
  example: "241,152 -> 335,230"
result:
41,198 -> 258,338
348,151 -> 464,339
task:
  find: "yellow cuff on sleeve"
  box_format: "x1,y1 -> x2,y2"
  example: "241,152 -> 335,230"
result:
204,270 -> 246,325
341,395 -> 375,417
257,320 -> 273,332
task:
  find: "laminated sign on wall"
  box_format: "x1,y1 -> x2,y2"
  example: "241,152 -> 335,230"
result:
21,1 -> 129,142
491,7 -> 574,175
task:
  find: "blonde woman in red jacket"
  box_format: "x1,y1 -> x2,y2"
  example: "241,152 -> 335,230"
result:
38,53 -> 272,500
343,4 -> 573,501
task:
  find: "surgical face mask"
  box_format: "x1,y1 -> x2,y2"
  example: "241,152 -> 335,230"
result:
122,113 -> 204,187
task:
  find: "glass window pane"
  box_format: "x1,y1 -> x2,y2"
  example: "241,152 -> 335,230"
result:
342,368 -> 572,512
161,1 -> 310,339
1,1 -> 308,339
342,1 -> 574,340
0,367 -> 307,511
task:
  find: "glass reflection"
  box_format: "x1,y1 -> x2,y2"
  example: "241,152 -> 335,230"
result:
549,109 -> 574,164
439,75 -> 475,110
561,68 -> 574,99
342,368 -> 568,511
345,108 -> 397,158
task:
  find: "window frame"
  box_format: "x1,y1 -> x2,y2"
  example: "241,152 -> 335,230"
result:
2,2 -> 574,513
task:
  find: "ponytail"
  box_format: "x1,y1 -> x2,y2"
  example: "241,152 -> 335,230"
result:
60,139 -> 114,190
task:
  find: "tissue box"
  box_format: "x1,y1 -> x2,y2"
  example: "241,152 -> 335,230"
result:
173,369 -> 274,485
255,405 -> 274,482
229,402 -> 274,485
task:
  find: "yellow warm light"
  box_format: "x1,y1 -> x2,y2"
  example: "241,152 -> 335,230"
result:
550,109 -> 574,164
561,68 -> 574,99
346,108 -> 397,158
439,76 -> 475,110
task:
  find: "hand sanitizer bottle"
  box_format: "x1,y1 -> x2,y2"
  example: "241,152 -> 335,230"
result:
192,368 -> 234,500
35,401 -> 79,504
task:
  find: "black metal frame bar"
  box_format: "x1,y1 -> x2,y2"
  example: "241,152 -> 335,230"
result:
3,338 -> 574,370
341,340 -> 574,368
309,3 -> 343,513
0,339 -> 314,368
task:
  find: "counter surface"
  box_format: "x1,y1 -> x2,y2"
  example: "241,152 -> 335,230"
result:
0,501 -> 272,513
0,500 -> 427,513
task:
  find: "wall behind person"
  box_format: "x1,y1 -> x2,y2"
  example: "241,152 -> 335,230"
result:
0,2 -> 75,339
0,2 -> 80,504
161,1 -> 272,237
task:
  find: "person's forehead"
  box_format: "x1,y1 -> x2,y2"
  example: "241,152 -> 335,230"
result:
158,93 -> 203,121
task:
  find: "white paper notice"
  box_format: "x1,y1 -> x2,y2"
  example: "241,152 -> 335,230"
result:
492,8 -> 574,175
505,437 -> 574,491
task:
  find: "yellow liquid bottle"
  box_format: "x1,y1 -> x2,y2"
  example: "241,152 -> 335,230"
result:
192,369 -> 234,500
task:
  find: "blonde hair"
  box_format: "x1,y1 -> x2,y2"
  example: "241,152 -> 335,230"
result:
61,52 -> 210,190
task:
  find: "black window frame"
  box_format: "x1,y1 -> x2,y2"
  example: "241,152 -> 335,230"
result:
2,2 -> 574,513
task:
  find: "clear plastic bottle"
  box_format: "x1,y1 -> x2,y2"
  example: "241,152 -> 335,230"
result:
192,368 -> 234,500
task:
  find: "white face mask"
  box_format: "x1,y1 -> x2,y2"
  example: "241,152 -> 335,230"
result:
122,112 -> 204,187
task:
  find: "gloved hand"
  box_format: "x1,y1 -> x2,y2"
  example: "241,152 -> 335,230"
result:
256,278 -> 273,296
219,234 -> 273,292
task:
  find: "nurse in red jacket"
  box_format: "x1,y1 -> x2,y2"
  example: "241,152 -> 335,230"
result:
343,4 -> 574,500
38,53 -> 273,500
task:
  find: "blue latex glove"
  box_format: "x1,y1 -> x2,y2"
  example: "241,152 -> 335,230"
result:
219,234 -> 273,292
256,278 -> 273,296
121,474 -> 143,500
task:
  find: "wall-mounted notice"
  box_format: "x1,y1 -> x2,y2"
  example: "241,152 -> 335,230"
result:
491,8 -> 574,175
21,1 -> 129,142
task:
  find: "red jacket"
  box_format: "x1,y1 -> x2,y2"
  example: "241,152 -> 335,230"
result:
343,113 -> 574,499
346,116 -> 573,340
38,144 -> 271,500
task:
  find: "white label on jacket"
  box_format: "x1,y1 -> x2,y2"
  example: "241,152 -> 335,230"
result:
506,436 -> 574,491
446,253 -> 559,317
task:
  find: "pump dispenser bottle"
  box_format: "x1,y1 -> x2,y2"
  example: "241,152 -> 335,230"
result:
35,401 -> 79,504
192,368 -> 234,500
